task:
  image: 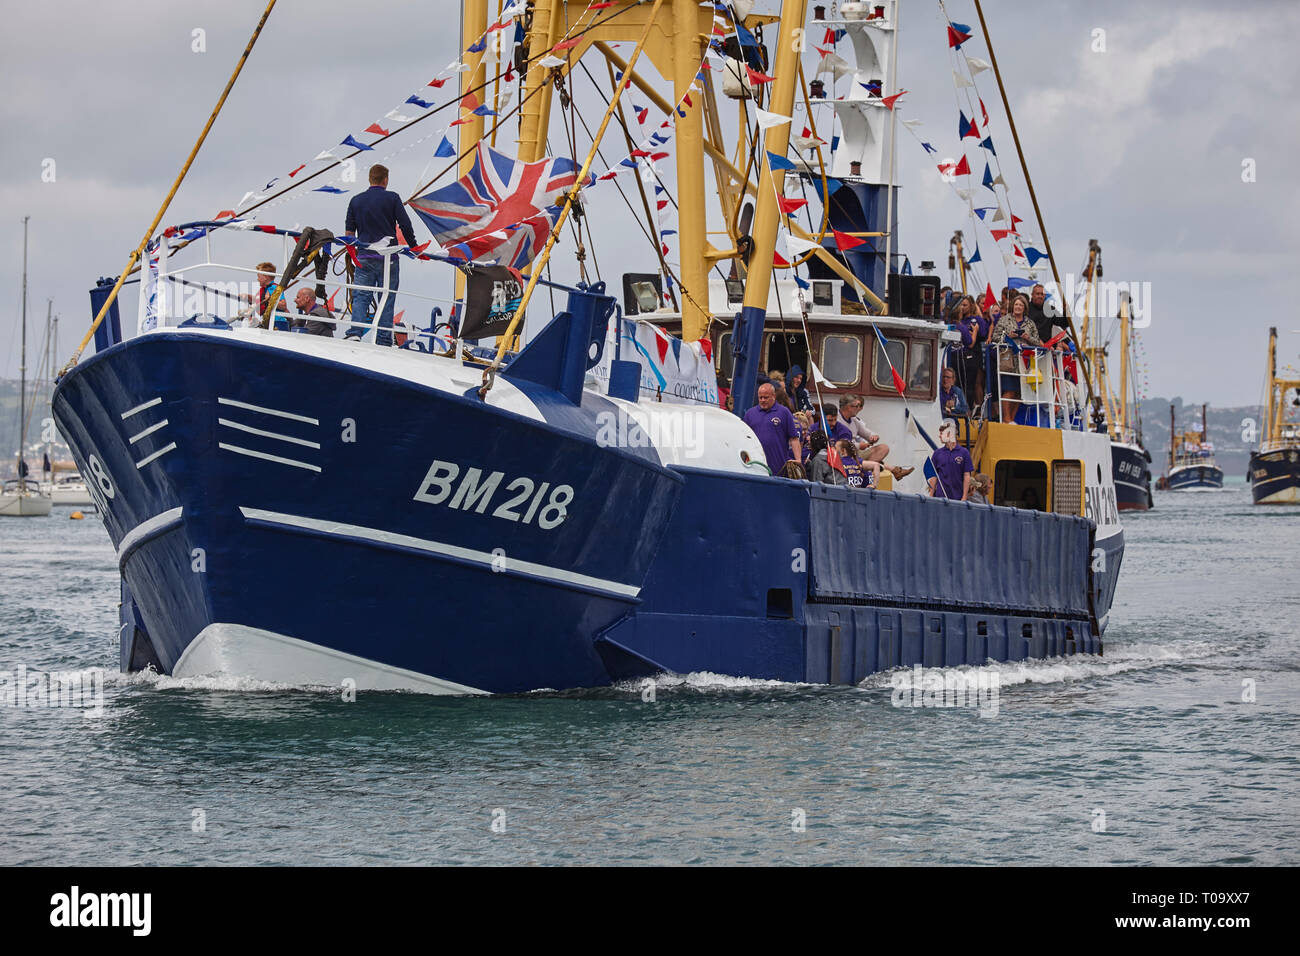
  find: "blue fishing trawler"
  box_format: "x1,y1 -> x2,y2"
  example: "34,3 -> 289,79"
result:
54,0 -> 1122,694
1166,403 -> 1223,491
1249,327 -> 1300,505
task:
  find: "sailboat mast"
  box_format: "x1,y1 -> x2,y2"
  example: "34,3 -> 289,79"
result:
1169,403 -> 1175,470
1202,402 -> 1208,446
18,216 -> 28,491
1266,326 -> 1277,445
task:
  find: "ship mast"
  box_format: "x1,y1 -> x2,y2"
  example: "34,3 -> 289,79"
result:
1117,291 -> 1130,440
1265,326 -> 1277,446
17,216 -> 29,492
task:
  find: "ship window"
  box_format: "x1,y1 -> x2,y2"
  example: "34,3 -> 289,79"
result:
907,339 -> 934,393
766,332 -> 808,380
871,336 -> 907,391
821,334 -> 862,386
994,459 -> 1048,510
716,332 -> 734,384
1052,460 -> 1084,515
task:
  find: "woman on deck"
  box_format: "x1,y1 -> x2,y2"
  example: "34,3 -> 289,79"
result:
991,294 -> 1042,424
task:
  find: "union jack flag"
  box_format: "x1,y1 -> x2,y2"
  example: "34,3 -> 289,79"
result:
410,143 -> 593,269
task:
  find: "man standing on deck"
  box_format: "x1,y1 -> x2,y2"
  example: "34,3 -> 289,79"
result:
744,383 -> 802,475
928,420 -> 973,500
344,164 -> 419,346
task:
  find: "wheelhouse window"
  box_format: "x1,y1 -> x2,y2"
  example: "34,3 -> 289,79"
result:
821,334 -> 862,387
716,331 -> 734,384
865,332 -> 939,400
870,336 -> 907,391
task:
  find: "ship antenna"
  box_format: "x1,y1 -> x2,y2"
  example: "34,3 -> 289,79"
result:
59,0 -> 279,379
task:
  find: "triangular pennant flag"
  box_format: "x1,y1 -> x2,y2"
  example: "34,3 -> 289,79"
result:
754,107 -> 791,129
406,95 -> 433,109
974,207 -> 993,220
766,151 -> 797,171
1025,247 -> 1049,266
954,187 -> 972,201
552,37 -> 581,52
313,186 -> 346,194
783,232 -> 822,256
434,136 -> 456,158
968,57 -> 991,75
952,155 -> 971,176
921,142 -> 936,154
948,22 -> 972,48
982,283 -> 997,311
313,149 -> 337,161
460,92 -> 479,111
472,105 -> 497,116
901,118 -> 923,129
967,244 -> 982,264
880,90 -> 907,110
982,162 -> 995,191
778,196 -> 808,214
979,97 -> 990,128
288,164 -> 306,178
954,69 -> 974,89
990,228 -> 1013,241
747,66 -> 775,85
979,136 -> 996,155
832,228 -> 867,251
427,77 -> 448,88
365,123 -> 390,137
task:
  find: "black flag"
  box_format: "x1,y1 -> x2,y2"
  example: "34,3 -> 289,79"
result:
461,266 -> 525,341
18,458 -> 28,478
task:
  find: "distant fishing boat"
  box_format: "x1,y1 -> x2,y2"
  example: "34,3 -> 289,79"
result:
1248,327 -> 1300,504
1165,402 -> 1223,491
1,216 -> 52,518
1076,241 -> 1151,511
53,0 -> 1121,693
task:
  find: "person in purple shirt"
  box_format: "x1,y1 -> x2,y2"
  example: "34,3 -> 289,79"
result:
743,383 -> 802,474
928,420 -> 973,500
344,163 -> 419,346
810,403 -> 854,445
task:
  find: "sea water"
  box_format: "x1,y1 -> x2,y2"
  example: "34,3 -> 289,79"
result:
1,481 -> 1296,865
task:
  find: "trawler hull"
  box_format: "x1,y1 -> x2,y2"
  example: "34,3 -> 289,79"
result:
1167,464 -> 1224,490
56,329 -> 1120,694
1249,449 -> 1300,505
1111,441 -> 1152,511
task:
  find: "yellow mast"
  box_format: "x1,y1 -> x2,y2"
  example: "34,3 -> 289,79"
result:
457,0 -> 490,304
517,0 -> 563,164
673,0 -> 710,342
740,0 -> 808,323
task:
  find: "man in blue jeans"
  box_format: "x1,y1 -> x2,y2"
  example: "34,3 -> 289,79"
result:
344,164 -> 418,345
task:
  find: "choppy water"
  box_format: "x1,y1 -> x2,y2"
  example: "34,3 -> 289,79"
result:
1,483 -> 1296,865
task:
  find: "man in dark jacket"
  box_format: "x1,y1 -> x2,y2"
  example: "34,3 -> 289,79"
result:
344,164 -> 418,346
294,287 -> 336,337
1026,284 -> 1054,342
786,364 -> 814,412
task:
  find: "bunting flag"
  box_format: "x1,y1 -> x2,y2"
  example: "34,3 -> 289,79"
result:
880,90 -> 907,110
826,441 -> 847,476
773,250 -> 790,267
365,123 -> 390,136
982,283 -> 997,310
313,186 -> 346,194
968,56 -> 992,74
990,228 -> 1013,241
766,151 -> 797,171
754,107 -> 791,129
341,135 -> 373,151
974,207 -> 994,220
948,21 -> 972,48
954,69 -> 974,89
833,228 -> 867,250
783,233 -> 822,256
952,155 -> 971,176
406,95 -> 433,109
778,196 -> 808,214
959,112 -> 980,139
635,105 -> 649,124
982,163 -> 995,191
747,66 -> 775,85
921,142 -> 936,154
434,136 -> 456,158
979,136 -> 996,155
967,244 -> 981,264
427,77 -> 448,88
1025,247 -> 1049,266
288,164 -> 306,178
979,97 -> 990,128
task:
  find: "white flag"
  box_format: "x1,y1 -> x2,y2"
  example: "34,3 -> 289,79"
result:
755,108 -> 791,130
954,69 -> 974,89
901,118 -> 923,129
783,232 -> 823,256
968,57 -> 992,74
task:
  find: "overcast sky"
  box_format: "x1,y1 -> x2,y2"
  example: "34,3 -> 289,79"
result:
1,0 -> 1296,408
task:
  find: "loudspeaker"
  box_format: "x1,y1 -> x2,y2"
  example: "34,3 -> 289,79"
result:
887,274 -> 941,319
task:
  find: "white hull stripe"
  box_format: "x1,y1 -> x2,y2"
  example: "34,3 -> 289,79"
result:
128,419 -> 169,444
239,506 -> 642,600
136,442 -> 178,469
218,417 -> 321,449
174,623 -> 488,696
1252,473 -> 1300,489
218,396 -> 318,425
116,507 -> 184,565
120,397 -> 162,420
219,443 -> 321,473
